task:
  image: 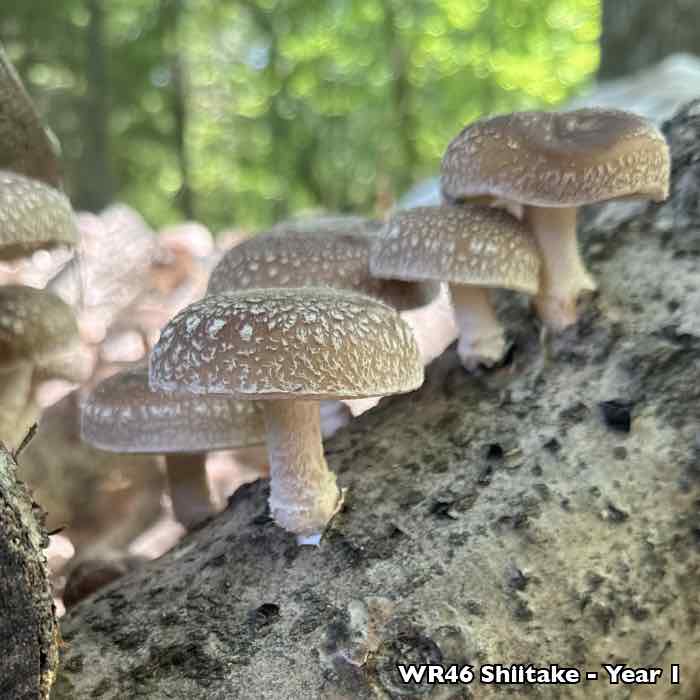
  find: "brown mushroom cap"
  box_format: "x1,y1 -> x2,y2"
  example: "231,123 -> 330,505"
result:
370,205 -> 541,294
0,171 -> 77,260
0,284 -> 79,369
441,108 -> 670,207
0,45 -> 61,188
150,287 -> 423,400
207,216 -> 438,311
81,366 -> 266,454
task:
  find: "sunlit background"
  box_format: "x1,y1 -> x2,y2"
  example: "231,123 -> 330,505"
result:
1,0 -> 600,230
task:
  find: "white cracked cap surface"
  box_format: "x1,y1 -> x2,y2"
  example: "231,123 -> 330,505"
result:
441,108 -> 670,208
370,204 -> 541,294
150,287 -> 424,400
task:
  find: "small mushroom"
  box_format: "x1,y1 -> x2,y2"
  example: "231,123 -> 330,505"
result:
0,44 -> 62,188
81,366 -> 266,529
0,285 -> 82,448
207,214 -> 439,311
441,108 -> 670,329
370,205 -> 540,370
149,287 -> 423,542
0,170 -> 77,260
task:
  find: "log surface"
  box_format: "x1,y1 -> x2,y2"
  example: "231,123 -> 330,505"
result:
0,444 -> 58,700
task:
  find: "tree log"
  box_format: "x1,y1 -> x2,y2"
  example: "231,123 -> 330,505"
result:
0,444 -> 59,699
54,102 -> 700,699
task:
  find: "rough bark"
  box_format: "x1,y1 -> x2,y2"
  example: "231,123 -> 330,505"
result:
599,0 -> 700,80
54,102 -> 700,699
0,444 -> 59,699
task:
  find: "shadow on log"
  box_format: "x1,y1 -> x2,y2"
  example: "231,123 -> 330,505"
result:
53,102 -> 700,699
0,444 -> 58,699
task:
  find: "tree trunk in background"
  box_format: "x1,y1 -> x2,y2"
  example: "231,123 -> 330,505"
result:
0,445 -> 59,699
599,0 -> 700,79
160,0 -> 195,220
382,0 -> 417,202
77,0 -> 113,212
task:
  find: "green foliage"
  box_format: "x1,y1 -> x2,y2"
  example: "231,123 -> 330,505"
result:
1,0 -> 600,231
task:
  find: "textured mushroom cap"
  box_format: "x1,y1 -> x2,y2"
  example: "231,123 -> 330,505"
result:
207,217 -> 438,311
81,367 -> 266,454
0,45 -> 61,188
0,284 -> 78,369
150,287 -> 423,400
441,108 -> 670,207
370,205 -> 541,294
0,171 -> 77,260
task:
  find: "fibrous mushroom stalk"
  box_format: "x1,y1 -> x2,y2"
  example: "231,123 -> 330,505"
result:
524,206 -> 597,330
449,283 -> 506,371
164,452 -> 215,529
263,400 -> 341,540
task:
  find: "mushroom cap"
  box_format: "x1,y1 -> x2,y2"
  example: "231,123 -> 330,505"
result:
207,216 -> 438,311
0,284 -> 79,369
0,171 -> 77,260
81,366 -> 266,454
370,205 -> 541,294
441,108 -> 670,208
0,45 -> 61,188
150,287 -> 423,400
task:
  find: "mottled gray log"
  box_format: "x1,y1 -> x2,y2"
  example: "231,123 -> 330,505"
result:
0,444 -> 59,699
54,102 -> 700,699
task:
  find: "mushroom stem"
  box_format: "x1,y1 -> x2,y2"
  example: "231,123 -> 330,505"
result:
0,362 -> 33,449
448,283 -> 506,371
524,206 -> 597,330
164,452 -> 215,529
263,400 -> 341,538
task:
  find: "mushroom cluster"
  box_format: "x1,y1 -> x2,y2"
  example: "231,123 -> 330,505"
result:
149,286 -> 422,542
142,214 -> 429,542
439,108 -> 670,330
75,213 -> 426,541
4,37 -> 671,564
78,108 -> 673,546
367,107 -> 670,369
0,45 -> 82,451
